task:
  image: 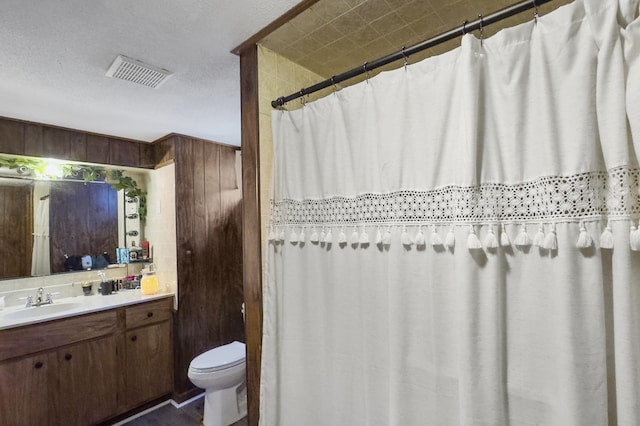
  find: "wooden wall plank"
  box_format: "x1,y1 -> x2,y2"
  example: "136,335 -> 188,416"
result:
0,185 -> 32,279
24,123 -> 44,156
86,135 -> 111,164
240,45 -> 262,426
0,119 -> 25,155
173,136 -> 197,396
218,146 -> 244,344
152,136 -> 175,166
109,139 -> 141,167
42,127 -> 87,161
139,142 -> 156,168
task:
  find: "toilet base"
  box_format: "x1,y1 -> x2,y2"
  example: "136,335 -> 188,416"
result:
203,382 -> 247,426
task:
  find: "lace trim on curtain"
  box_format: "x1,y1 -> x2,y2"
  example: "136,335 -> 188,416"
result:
270,167 -> 640,226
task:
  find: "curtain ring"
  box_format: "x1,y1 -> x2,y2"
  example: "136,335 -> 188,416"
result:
331,76 -> 337,94
299,89 -> 306,106
478,14 -> 484,46
462,20 -> 469,35
401,46 -> 409,70
532,0 -> 539,23
363,62 -> 370,83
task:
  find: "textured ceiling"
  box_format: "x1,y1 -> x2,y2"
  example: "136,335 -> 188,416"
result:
0,0 -> 302,145
262,0 -> 573,88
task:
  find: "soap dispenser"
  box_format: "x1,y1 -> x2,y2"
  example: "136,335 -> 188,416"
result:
140,264 -> 158,295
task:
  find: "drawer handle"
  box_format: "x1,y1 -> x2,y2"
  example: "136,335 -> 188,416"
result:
131,335 -> 137,342
34,361 -> 44,369
147,312 -> 154,318
65,353 -> 72,361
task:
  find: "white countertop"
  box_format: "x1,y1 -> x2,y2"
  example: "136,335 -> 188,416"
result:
0,290 -> 173,330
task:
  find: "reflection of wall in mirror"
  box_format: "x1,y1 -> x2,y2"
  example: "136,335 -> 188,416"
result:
49,181 -> 118,273
0,179 -> 33,279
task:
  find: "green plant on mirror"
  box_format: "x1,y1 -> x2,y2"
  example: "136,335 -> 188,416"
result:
0,156 -> 148,220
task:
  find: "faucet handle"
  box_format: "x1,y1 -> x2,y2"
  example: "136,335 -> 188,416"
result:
45,292 -> 60,303
19,295 -> 33,307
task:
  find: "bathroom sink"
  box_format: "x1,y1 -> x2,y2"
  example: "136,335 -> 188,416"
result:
2,302 -> 83,320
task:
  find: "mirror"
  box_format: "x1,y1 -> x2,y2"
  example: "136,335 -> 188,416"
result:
0,156 -> 148,280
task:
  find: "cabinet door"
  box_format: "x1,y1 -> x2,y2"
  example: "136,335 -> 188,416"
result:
55,336 -> 119,426
0,352 -> 53,426
125,321 -> 172,408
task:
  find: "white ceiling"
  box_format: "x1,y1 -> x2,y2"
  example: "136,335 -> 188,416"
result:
0,0 -> 302,146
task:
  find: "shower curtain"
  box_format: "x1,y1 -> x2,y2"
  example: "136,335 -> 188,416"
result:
261,1 -> 640,425
31,181 -> 50,276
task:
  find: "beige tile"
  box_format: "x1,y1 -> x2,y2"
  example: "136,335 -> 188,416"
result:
269,22 -> 307,47
310,0 -> 352,21
276,54 -> 296,80
384,24 -> 421,49
361,36 -> 395,57
258,46 -> 277,76
348,24 -> 381,45
309,23 -> 345,45
371,12 -> 407,36
384,0 -> 413,9
354,0 -> 393,22
290,35 -> 326,55
290,8 -> 328,34
434,1 -> 476,28
343,0 -> 367,7
330,10 -> 368,36
396,1 -> 435,25
409,12 -> 446,39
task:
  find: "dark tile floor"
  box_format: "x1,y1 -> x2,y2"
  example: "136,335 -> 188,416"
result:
121,396 -> 247,426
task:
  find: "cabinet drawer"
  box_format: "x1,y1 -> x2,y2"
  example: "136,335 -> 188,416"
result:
0,310 -> 116,362
125,298 -> 172,329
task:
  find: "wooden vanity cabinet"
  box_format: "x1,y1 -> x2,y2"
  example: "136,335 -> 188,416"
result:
0,296 -> 173,425
123,298 -> 173,410
54,335 -> 119,425
0,352 -> 53,425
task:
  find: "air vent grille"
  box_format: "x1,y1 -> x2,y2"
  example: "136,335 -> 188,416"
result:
106,55 -> 172,88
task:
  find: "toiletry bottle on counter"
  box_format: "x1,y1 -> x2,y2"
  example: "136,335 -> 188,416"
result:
140,264 -> 158,295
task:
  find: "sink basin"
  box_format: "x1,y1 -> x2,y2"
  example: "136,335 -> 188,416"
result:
2,302 -> 83,320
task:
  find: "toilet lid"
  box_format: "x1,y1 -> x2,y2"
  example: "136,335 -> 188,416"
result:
190,341 -> 246,372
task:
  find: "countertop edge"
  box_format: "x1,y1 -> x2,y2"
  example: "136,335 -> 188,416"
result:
0,292 -> 174,330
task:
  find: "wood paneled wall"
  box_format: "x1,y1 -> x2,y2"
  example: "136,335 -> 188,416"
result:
157,134 -> 244,399
49,181 -> 118,273
0,117 -> 154,169
0,185 -> 32,279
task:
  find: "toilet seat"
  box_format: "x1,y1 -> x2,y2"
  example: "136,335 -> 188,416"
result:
189,341 -> 246,373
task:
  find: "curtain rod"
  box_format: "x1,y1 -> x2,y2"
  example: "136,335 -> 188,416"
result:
271,0 -> 554,108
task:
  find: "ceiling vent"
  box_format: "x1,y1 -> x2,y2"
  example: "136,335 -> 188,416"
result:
106,55 -> 172,88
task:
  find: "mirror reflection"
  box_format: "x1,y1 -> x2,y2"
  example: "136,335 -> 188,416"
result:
0,158 -> 147,280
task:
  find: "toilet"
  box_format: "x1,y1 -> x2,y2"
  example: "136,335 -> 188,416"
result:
188,341 -> 247,426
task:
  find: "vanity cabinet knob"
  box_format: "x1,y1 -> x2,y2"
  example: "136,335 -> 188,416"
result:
34,361 -> 43,369
65,353 -> 72,361
147,312 -> 154,318
131,335 -> 137,342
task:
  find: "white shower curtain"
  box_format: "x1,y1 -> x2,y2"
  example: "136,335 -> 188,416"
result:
261,1 -> 640,425
31,181 -> 50,276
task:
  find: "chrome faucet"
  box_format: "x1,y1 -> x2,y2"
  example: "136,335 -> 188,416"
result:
24,287 -> 56,307
36,287 -> 44,304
